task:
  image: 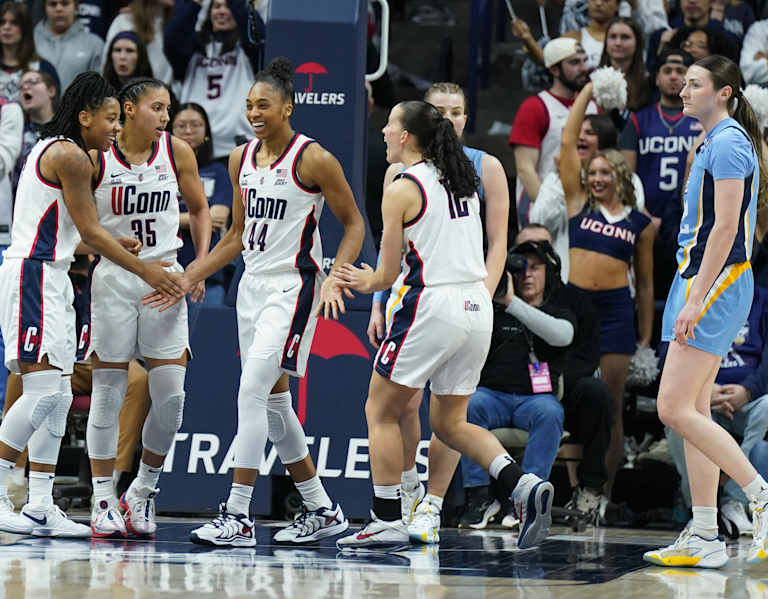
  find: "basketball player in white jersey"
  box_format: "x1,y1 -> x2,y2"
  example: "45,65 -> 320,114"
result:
85,77 -> 212,539
146,57 -> 365,547
334,101 -> 554,550
0,72 -> 184,537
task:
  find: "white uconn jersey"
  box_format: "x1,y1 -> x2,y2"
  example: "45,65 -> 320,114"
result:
93,132 -> 181,262
4,138 -> 81,269
394,161 -> 486,289
238,133 -> 325,275
181,42 -> 254,159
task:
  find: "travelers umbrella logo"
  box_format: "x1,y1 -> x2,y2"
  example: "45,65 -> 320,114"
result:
296,62 -> 328,92
294,62 -> 346,106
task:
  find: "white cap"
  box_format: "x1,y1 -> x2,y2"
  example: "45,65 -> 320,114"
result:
543,37 -> 582,68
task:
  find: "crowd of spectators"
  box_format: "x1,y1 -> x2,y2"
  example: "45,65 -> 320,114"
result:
495,0 -> 768,531
1,0 -> 768,532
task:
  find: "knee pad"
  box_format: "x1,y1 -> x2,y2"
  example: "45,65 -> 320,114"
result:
0,370 -> 61,452
89,369 -> 128,428
46,375 -> 73,438
267,392 -> 308,464
87,369 -> 128,460
232,355 -> 281,470
147,365 -> 187,433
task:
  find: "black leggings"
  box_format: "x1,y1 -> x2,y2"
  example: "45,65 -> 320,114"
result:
562,376 -> 612,490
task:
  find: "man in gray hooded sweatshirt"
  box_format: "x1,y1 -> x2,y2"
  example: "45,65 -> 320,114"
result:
33,0 -> 103,90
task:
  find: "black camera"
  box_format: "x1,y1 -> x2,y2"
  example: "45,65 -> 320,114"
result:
494,252 -> 527,298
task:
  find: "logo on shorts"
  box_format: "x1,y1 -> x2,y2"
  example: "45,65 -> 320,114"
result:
379,341 -> 397,365
464,300 -> 479,312
23,326 -> 39,353
285,334 -> 302,359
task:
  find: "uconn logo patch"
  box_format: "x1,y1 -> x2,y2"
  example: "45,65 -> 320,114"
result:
578,218 -> 636,244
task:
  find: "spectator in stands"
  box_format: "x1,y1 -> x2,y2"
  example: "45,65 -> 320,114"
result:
453,239 -> 574,528
531,116 -> 646,282
509,37 -> 595,226
102,0 -> 174,85
12,69 -> 57,195
598,17 -> 650,129
620,48 -> 701,299
559,0 -> 670,39
27,0 -> 116,38
517,223 -> 612,523
33,0 -> 103,90
667,25 -> 740,62
102,31 -> 153,92
648,0 -> 740,72
0,2 -> 58,102
561,81 -> 654,499
717,0 -> 756,41
171,102 -> 231,304
165,0 -> 259,161
666,285 -> 768,535
741,18 -> 768,85
562,0 -> 620,67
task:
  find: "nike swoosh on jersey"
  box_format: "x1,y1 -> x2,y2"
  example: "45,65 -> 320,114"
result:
282,284 -> 299,293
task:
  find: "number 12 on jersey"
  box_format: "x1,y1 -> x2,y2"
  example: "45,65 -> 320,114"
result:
447,190 -> 469,219
248,221 -> 268,251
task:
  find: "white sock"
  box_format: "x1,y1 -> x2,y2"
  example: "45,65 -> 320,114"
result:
692,506 -> 718,540
0,458 -> 15,497
424,493 -> 444,511
373,484 -> 401,500
28,471 -> 54,506
401,466 -> 419,491
488,453 -> 515,480
294,475 -> 332,511
10,466 -> 24,486
132,460 -> 162,493
743,475 -> 768,501
226,483 -> 253,516
92,476 -> 114,502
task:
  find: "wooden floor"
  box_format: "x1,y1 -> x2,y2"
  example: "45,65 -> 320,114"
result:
0,519 -> 766,598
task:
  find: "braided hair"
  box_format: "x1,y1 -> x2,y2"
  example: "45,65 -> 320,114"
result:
39,72 -> 116,154
252,56 -> 295,105
398,100 -> 478,199
117,77 -> 171,121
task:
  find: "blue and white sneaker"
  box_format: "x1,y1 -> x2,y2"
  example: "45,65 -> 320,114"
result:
120,486 -> 158,538
273,504 -> 349,544
408,498 -> 441,544
21,503 -> 90,538
190,503 -> 256,547
91,496 -> 127,539
511,473 -> 553,549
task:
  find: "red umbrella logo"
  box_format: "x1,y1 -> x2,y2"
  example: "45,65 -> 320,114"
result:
297,318 -> 370,424
296,62 -> 328,93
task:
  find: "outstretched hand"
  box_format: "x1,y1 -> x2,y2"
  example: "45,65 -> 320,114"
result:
333,262 -> 376,294
315,276 -> 354,320
142,271 -> 193,312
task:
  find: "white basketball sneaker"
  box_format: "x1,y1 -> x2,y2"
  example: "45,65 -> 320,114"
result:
748,490 -> 768,564
408,498 -> 441,544
511,473 -> 553,549
272,504 -> 348,544
401,482 -> 425,525
643,527 -> 728,568
120,487 -> 158,538
21,503 -> 90,538
0,495 -> 32,534
720,499 -> 753,536
91,497 -> 127,539
190,503 -> 256,547
336,511 -> 409,550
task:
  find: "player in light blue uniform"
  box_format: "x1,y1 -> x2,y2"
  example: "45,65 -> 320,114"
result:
644,55 -> 768,569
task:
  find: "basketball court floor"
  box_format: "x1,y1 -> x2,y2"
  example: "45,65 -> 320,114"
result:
0,517 -> 764,598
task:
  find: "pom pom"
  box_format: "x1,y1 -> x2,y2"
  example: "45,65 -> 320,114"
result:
743,85 -> 768,131
626,346 -> 659,387
589,66 -> 627,111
